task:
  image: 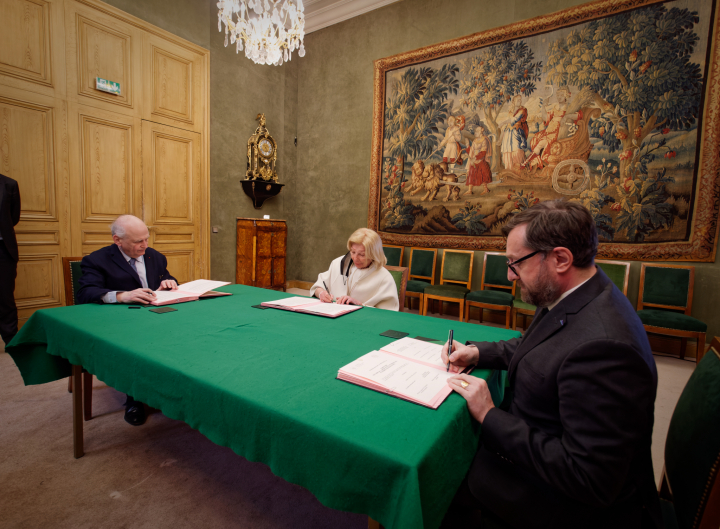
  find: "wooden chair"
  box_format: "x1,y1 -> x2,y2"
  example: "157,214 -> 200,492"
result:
422,250 -> 474,321
63,257 -> 93,421
382,245 -> 404,267
384,265 -> 408,312
658,336 -> 720,529
404,247 -> 438,312
464,252 -> 516,329
596,259 -> 631,295
636,263 -> 707,363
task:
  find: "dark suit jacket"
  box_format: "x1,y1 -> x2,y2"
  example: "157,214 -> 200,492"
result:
0,174 -> 21,261
467,268 -> 661,529
77,245 -> 175,304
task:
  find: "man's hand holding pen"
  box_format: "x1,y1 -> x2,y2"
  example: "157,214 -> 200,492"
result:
442,341 -> 494,423
441,341 -> 479,373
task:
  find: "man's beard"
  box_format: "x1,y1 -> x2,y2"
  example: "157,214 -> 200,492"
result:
519,261 -> 562,308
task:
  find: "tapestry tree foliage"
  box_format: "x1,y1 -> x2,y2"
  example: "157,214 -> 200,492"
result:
459,41 -> 542,171
384,65 -> 459,180
545,4 -> 702,175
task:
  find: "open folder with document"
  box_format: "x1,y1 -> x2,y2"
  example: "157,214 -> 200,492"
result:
260,296 -> 363,318
151,280 -> 232,306
337,337 -> 473,409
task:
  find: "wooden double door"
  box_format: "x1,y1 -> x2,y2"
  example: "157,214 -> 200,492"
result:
0,0 -> 210,326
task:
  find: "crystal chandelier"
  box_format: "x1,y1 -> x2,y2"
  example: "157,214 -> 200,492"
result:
217,0 -> 306,66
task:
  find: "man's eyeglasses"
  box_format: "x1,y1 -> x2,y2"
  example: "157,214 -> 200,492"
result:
507,250 -> 542,276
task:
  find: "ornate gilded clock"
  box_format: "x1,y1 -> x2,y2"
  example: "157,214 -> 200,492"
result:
242,113 -> 284,209
246,113 -> 278,182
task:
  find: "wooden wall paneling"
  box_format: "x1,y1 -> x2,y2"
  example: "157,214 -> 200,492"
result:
142,32 -> 205,133
66,102 -> 142,255
0,88 -> 69,322
141,120 -> 206,281
0,0 -> 66,99
64,0 -> 142,117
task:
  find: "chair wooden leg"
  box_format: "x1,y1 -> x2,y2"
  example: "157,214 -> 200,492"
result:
478,307 -> 483,323
463,302 -> 470,322
505,308 -> 511,329
697,333 -> 707,363
83,373 -> 92,421
458,301 -> 464,322
680,338 -> 687,360
511,309 -> 517,331
422,297 -> 428,316
439,300 -> 444,316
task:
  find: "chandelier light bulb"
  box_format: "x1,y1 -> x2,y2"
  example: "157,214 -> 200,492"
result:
218,0 -> 305,65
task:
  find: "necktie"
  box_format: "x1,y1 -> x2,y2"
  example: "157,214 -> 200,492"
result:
129,258 -> 138,273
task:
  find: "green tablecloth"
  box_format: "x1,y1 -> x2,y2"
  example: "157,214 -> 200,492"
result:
7,285 -> 520,529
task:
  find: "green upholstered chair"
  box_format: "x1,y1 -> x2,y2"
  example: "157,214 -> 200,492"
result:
422,250 -> 474,321
405,247 -> 437,312
384,265 -> 408,312
464,252 -> 516,329
382,245 -> 404,267
596,259 -> 631,295
658,336 -> 720,529
511,286 -> 536,331
63,257 -> 93,421
637,264 -> 707,363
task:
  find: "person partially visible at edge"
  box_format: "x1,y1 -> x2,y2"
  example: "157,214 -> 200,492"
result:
309,228 -> 399,311
440,200 -> 662,529
0,173 -> 21,347
76,214 -> 179,426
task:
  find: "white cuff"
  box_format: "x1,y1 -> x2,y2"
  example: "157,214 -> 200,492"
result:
102,291 -> 119,304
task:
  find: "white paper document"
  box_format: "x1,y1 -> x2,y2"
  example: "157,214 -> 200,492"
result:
176,279 -> 231,295
264,296 -> 319,308
152,290 -> 196,303
338,350 -> 455,408
379,337 -> 447,368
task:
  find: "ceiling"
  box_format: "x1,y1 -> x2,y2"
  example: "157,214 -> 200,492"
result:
303,0 -> 402,34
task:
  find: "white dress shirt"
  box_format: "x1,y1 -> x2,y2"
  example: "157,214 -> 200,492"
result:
101,249 -> 149,304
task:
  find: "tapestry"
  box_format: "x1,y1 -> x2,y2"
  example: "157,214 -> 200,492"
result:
368,0 -> 720,261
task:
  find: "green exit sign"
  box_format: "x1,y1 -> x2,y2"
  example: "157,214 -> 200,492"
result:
95,77 -> 121,95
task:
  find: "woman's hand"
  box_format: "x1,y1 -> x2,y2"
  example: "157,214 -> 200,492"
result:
317,290 -> 333,303
336,295 -> 360,305
441,341 -> 479,373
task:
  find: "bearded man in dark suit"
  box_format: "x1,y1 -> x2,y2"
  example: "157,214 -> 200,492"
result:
441,201 -> 662,529
0,173 -> 21,346
77,214 -> 178,425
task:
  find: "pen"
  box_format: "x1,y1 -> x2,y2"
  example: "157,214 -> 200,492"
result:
322,281 -> 335,302
447,329 -> 454,372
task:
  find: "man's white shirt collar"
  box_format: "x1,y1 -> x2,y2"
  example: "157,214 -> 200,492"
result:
119,248 -> 144,264
547,276 -> 592,311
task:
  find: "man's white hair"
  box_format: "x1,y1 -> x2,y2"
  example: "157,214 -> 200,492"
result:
110,215 -> 143,238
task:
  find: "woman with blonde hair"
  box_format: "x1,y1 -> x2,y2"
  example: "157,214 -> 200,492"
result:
310,228 -> 399,311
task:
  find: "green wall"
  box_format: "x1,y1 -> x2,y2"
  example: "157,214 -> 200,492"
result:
101,0 -> 720,340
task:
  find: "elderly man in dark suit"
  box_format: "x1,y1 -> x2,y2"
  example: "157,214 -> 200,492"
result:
0,173 -> 21,347
441,201 -> 661,529
77,214 -> 178,425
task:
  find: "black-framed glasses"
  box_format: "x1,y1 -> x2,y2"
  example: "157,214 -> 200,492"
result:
507,250 -> 542,276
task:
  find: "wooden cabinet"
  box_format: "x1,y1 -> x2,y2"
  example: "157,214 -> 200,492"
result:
236,218 -> 286,291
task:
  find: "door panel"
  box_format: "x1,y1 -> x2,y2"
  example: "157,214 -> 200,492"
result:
142,120 -> 205,282
64,0 -> 142,116
67,103 -> 142,256
143,33 -> 205,132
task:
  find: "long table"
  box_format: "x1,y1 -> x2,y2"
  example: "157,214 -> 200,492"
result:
7,284 -> 520,529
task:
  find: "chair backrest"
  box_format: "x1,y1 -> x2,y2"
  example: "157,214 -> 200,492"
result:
62,257 -> 84,306
382,245 -> 404,267
596,259 -> 631,296
663,337 -> 720,529
384,265 -> 408,311
408,247 -> 437,284
481,252 -> 515,296
638,264 -> 694,315
439,249 -> 474,288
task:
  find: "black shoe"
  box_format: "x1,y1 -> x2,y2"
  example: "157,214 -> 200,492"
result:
124,403 -> 146,426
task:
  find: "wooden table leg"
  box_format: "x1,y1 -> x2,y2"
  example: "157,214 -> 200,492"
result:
368,517 -> 384,529
72,364 -> 84,459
